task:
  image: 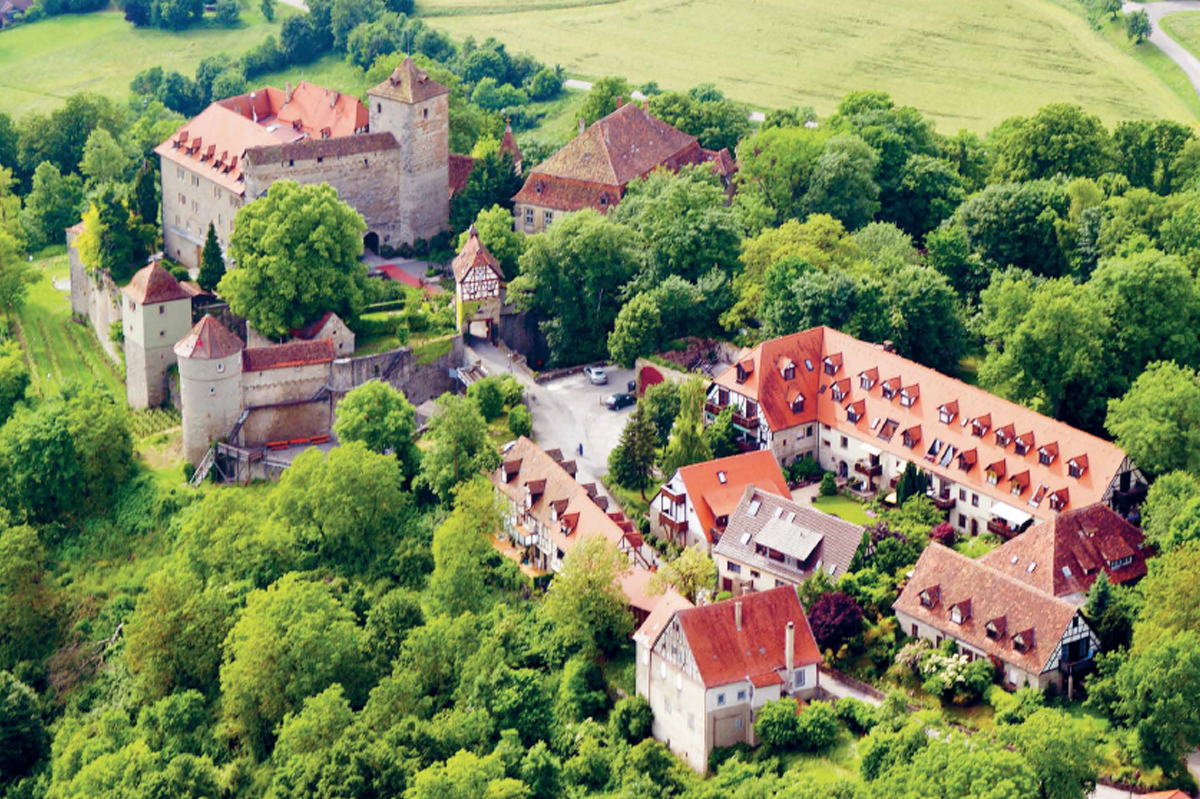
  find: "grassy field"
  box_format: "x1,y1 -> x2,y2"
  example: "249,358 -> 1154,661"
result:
812,494 -> 872,526
420,0 -> 1199,132
1161,11 -> 1200,62
0,5 -> 296,119
15,253 -> 126,400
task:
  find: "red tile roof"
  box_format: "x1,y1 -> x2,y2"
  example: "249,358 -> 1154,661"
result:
174,315 -> 244,360
219,82 -> 368,140
448,153 -> 475,198
242,339 -> 334,371
711,327 -> 1131,521
674,450 -> 790,543
121,261 -> 190,305
671,587 -> 822,688
452,225 -> 504,282
979,503 -> 1147,598
367,56 -> 449,104
632,587 -> 694,648
290,310 -> 335,341
894,544 -> 1085,675
375,264 -> 443,296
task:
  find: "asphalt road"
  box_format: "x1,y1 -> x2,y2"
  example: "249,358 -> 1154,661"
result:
469,341 -> 636,490
1123,1 -> 1200,99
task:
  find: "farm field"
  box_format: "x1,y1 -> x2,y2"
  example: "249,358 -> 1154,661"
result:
0,5 -> 296,118
1161,11 -> 1200,60
418,0 -> 1200,132
15,253 -> 126,400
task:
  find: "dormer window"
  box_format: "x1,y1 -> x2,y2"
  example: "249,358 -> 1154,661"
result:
1012,629 -> 1034,653
902,425 -> 921,449
847,400 -> 865,423
1010,470 -> 1029,496
823,353 -> 842,376
878,418 -> 899,442
735,359 -> 754,384
925,439 -> 942,461
1014,433 -> 1034,457
1049,488 -> 1069,511
986,459 -> 1006,485
938,401 -> 958,424
971,414 -> 991,438
881,378 -> 900,400
1110,555 -> 1133,570
783,364 -> 796,380
985,616 -> 1006,640
1028,484 -> 1048,508
1067,456 -> 1088,479
830,379 -> 849,402
919,585 -> 939,608
950,599 -> 970,624
958,448 -> 977,472
994,424 -> 1015,448
1038,443 -> 1058,466
788,388 -> 804,413
859,368 -> 878,390
900,385 -> 919,407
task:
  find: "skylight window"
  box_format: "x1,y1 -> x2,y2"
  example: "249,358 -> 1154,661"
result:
740,532 -> 752,545
717,471 -> 727,484
1027,562 -> 1037,573
748,500 -> 761,517
804,359 -> 814,371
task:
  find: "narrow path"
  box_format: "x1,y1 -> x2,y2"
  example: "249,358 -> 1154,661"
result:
563,78 -> 766,123
1123,1 -> 1200,99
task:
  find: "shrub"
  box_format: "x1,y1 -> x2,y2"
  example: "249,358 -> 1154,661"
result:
929,521 -> 957,547
808,592 -> 864,651
497,374 -> 524,407
919,649 -> 995,705
788,455 -> 824,483
795,701 -> 840,749
835,696 -> 879,734
819,472 -> 838,497
508,404 -> 532,438
609,695 -> 653,744
467,376 -> 506,421
754,698 -> 800,748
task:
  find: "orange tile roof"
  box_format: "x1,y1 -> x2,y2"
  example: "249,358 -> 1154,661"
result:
242,339 -> 334,371
894,544 -> 1086,675
452,225 -> 504,282
155,104 -> 275,194
121,261 -> 190,305
218,82 -> 368,140
979,503 -> 1148,598
448,153 -> 475,198
367,56 -> 449,104
668,587 -> 822,688
674,450 -> 790,544
174,315 -> 244,360
633,587 -> 694,647
711,327 -> 1131,520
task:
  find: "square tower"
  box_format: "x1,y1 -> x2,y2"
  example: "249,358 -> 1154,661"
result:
367,57 -> 450,245
120,262 -> 194,408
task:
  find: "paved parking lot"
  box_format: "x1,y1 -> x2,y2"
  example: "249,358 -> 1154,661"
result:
469,342 -> 635,488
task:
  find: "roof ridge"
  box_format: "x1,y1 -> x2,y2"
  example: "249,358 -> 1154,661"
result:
922,543 -> 1077,608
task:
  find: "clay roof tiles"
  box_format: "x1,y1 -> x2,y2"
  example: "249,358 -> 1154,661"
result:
894,544 -> 1084,675
979,503 -> 1147,599
243,131 -> 397,167
121,261 -> 190,305
174,315 -> 244,360
674,450 -> 790,544
452,225 -> 504,282
242,339 -> 334,371
448,153 -> 475,198
367,56 -> 449,104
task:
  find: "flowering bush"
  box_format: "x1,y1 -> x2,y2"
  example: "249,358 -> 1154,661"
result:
929,521 -> 957,547
918,649 -> 995,705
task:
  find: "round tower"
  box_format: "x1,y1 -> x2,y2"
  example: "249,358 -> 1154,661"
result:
174,315 -> 244,464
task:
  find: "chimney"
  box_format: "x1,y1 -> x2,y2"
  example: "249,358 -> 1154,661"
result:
883,340 -> 896,353
785,621 -> 795,676
330,90 -> 339,109
285,81 -> 293,103
249,91 -> 258,124
734,601 -> 742,632
616,95 -> 623,108
578,117 -> 585,136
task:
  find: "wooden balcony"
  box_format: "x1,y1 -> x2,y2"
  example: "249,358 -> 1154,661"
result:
705,401 -> 726,417
732,412 -> 759,431
855,461 -> 882,478
658,485 -> 684,504
987,518 -> 1013,537
658,513 -> 687,536
927,490 -> 955,511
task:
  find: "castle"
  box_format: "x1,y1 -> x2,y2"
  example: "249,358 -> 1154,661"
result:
155,58 -> 451,270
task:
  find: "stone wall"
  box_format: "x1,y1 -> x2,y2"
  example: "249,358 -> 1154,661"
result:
498,309 -> 549,368
240,400 -> 332,446
67,245 -> 122,364
330,335 -> 463,407
370,91 -> 450,244
243,138 -> 404,249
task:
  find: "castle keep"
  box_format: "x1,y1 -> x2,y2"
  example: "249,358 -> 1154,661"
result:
155,58 -> 451,270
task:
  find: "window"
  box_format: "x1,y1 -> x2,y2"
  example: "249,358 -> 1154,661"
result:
524,208 -> 533,226
958,488 -> 966,501
176,167 -> 183,180
158,305 -> 165,315
717,470 -> 727,484
737,689 -> 747,702
179,193 -> 186,204
208,387 -> 215,395
159,330 -> 165,338
807,425 -> 814,436
911,623 -> 919,637
957,513 -> 965,528
971,493 -> 979,507
423,108 -> 429,119
734,717 -> 743,730
794,670 -> 805,687
316,157 -> 324,164
544,211 -> 554,225
192,175 -> 199,187
840,436 -> 848,449
727,562 -> 741,574
192,201 -> 199,214
214,187 -> 221,200
717,693 -> 726,707
783,364 -> 795,380
750,570 -> 760,578
175,215 -> 180,225
1110,556 -> 1133,570
377,103 -> 382,113
660,662 -> 667,679
288,159 -> 295,167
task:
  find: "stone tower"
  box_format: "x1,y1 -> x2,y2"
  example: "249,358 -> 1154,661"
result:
175,315 -> 245,464
367,57 -> 450,244
120,261 -> 194,409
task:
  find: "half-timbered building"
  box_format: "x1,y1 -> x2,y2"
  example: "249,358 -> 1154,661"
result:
452,225 -> 505,340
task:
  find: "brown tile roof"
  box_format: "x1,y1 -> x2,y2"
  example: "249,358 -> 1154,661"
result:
500,121 -> 522,166
979,503 -> 1148,599
715,485 -> 865,581
121,261 -> 190,305
492,436 -> 643,563
174,315 -> 244,360
155,104 -> 278,194
668,587 -> 823,688
242,339 -> 333,371
367,56 -> 449,104
710,327 -> 1132,521
243,131 -> 397,167
673,450 -> 791,544
452,225 -> 504,282
632,587 -> 694,647
512,102 -> 713,213
448,153 -> 475,198
218,82 -> 368,140
290,311 -> 337,341
894,544 -> 1086,675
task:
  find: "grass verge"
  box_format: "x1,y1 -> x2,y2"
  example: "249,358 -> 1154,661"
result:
812,494 -> 872,526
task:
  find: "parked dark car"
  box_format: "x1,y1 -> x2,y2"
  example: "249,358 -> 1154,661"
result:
604,393 -> 637,410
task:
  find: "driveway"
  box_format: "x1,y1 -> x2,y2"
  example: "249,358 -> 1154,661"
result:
469,340 -> 635,492
1123,1 -> 1200,99
818,669 -> 882,706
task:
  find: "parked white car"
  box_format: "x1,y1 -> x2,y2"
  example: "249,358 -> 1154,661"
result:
583,365 -> 608,385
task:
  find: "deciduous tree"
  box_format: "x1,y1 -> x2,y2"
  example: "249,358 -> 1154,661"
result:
803,134 -> 880,230
333,381 -> 420,477
649,544 -> 715,603
661,377 -> 712,475
992,104 -> 1112,182
540,534 -> 633,657
1106,362 -> 1200,479
417,393 -> 500,502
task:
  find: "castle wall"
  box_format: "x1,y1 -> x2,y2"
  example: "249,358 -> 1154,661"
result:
240,401 -> 332,446
178,351 -> 243,465
243,145 -> 403,248
123,296 -> 192,408
160,158 -> 243,272
330,335 -> 462,407
67,237 -> 123,364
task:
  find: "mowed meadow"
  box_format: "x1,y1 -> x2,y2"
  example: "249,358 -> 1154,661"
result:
420,0 -> 1200,131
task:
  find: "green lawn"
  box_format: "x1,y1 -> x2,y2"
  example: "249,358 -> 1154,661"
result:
257,52 -> 372,103
953,535 -> 999,559
0,6 -> 297,118
15,254 -> 126,400
420,0 -> 1199,132
1085,6 -> 1200,121
1161,11 -> 1200,66
812,494 -> 873,526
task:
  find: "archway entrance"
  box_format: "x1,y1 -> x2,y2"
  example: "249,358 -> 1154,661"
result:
364,232 -> 380,254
